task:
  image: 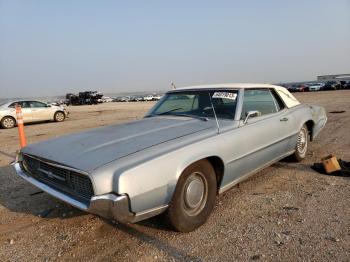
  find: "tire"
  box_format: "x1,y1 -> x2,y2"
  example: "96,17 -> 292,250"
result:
166,159 -> 217,232
54,111 -> 65,122
291,124 -> 308,162
1,116 -> 16,129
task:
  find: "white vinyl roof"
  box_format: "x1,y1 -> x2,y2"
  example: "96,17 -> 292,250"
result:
177,83 -> 281,90
175,83 -> 300,108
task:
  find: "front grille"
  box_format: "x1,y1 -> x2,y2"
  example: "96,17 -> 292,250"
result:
22,154 -> 94,203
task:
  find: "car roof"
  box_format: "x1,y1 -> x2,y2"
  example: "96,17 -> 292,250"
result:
171,83 -> 300,108
0,100 -> 47,106
175,83 -> 283,90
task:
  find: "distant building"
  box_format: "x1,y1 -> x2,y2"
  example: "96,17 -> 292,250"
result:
317,74 -> 350,81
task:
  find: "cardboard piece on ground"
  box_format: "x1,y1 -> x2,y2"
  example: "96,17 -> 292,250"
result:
321,155 -> 341,174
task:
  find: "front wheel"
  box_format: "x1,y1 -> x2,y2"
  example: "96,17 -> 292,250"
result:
54,111 -> 65,122
166,159 -> 217,232
291,124 -> 308,162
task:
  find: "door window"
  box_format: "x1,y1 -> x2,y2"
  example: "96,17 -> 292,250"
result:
29,101 -> 47,108
8,101 -> 31,108
241,89 -> 278,119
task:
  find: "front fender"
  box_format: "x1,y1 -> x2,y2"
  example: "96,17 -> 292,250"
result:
108,135 -> 223,213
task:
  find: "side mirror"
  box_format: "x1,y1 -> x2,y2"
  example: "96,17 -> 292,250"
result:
243,110 -> 261,124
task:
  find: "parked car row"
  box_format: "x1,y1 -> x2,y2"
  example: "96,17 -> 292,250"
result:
281,80 -> 350,92
113,94 -> 163,102
66,91 -> 104,105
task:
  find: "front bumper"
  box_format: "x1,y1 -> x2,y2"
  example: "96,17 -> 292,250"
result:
13,162 -> 135,223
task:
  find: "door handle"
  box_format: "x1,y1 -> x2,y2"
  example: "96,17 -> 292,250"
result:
280,117 -> 288,122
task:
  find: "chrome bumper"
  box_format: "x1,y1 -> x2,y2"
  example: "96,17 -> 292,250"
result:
13,162 -> 135,223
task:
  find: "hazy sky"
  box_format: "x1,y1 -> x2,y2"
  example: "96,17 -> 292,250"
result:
1,0 -> 349,98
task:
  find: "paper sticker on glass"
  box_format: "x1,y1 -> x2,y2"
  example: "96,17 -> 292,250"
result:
212,92 -> 237,100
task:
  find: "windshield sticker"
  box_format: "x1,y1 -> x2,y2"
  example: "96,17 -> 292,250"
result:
212,92 -> 237,100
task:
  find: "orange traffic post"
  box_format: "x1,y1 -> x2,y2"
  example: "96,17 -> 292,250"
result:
15,104 -> 27,148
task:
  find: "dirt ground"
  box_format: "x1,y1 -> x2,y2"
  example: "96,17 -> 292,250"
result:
0,91 -> 349,261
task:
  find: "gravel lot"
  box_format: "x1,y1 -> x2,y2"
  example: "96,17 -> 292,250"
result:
0,91 -> 349,261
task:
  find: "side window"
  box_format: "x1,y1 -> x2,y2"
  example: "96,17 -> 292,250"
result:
241,89 -> 278,119
270,89 -> 286,111
21,101 -> 31,108
8,102 -> 30,108
29,101 -> 47,108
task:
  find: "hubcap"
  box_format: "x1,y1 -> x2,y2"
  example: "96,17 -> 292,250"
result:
297,128 -> 307,155
56,113 -> 64,121
182,172 -> 208,216
3,118 -> 14,128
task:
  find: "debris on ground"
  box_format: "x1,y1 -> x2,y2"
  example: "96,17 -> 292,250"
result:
329,110 -> 345,114
312,157 -> 350,177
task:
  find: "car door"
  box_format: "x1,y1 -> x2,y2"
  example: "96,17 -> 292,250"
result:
8,101 -> 33,123
221,89 -> 294,185
29,101 -> 52,121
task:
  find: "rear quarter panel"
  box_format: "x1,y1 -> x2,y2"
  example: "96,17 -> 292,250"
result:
286,104 -> 327,147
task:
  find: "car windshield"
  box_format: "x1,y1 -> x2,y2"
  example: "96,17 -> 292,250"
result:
148,90 -> 238,120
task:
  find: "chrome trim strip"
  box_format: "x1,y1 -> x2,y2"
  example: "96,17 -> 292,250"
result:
14,162 -> 89,211
219,150 -> 295,194
132,205 -> 168,223
90,194 -> 126,202
22,154 -> 89,175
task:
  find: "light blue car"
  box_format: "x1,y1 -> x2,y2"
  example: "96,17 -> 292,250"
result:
14,84 -> 327,232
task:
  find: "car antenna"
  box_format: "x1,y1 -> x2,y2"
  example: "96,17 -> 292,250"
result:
171,82 -> 176,90
208,94 -> 220,134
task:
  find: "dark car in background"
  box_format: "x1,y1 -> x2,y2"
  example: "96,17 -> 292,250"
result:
288,84 -> 306,92
323,81 -> 341,90
345,81 -> 350,89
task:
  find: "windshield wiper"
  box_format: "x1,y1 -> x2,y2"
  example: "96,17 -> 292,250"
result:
154,107 -> 184,116
151,108 -> 208,121
173,113 -> 209,121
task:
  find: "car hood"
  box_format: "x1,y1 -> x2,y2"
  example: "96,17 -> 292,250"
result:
21,116 -> 216,172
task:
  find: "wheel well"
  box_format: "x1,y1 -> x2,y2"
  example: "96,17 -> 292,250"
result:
305,120 -> 314,141
206,156 -> 225,193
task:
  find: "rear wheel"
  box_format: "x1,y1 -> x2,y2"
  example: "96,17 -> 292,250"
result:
292,124 -> 308,162
1,116 -> 16,129
166,159 -> 217,232
54,111 -> 65,122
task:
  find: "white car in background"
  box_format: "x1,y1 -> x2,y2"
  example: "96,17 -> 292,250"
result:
100,96 -> 114,103
0,100 -> 68,129
153,94 -> 163,100
143,95 -> 154,101
307,82 -> 325,91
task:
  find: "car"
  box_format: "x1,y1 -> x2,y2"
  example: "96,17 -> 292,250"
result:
307,82 -> 325,91
340,80 -> 350,89
345,81 -> 350,89
13,84 -> 327,232
323,81 -> 341,90
152,94 -> 163,101
287,84 -> 305,92
114,96 -> 131,102
0,100 -> 68,129
100,96 -> 114,103
143,95 -> 154,101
